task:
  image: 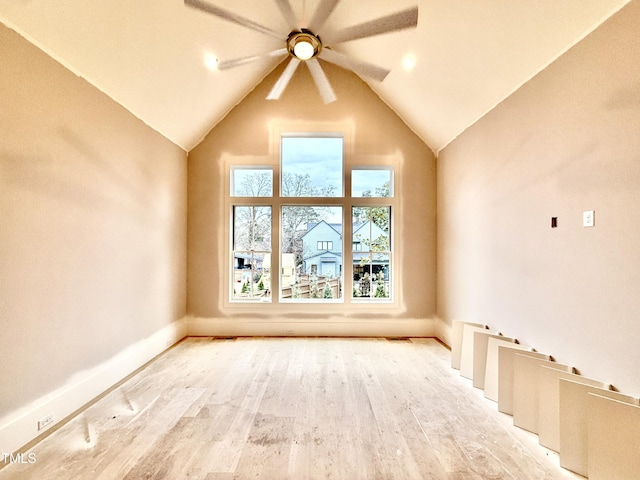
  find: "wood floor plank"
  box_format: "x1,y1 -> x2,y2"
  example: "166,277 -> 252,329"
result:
94,387 -> 205,480
235,413 -> 294,477
0,337 -> 580,480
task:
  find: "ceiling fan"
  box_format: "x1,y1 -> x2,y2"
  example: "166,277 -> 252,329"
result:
184,0 -> 418,103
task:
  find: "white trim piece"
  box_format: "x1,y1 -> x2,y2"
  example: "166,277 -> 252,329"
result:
587,393 -> 640,480
473,332 -> 514,389
459,324 -> 493,380
186,315 -> 436,338
498,347 -> 548,415
484,338 -> 532,402
559,379 -> 639,477
537,367 -> 608,453
450,320 -> 485,370
512,354 -> 573,434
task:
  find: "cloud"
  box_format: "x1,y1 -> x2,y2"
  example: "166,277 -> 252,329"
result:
282,137 -> 343,194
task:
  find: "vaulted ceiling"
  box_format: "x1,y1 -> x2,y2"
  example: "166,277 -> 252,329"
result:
0,0 -> 631,153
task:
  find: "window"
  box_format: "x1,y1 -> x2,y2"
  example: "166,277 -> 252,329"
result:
282,206 -> 343,300
352,206 -> 391,299
231,206 -> 272,301
281,136 -> 343,197
228,132 -> 394,304
317,241 -> 333,250
352,168 -> 393,198
231,167 -> 273,197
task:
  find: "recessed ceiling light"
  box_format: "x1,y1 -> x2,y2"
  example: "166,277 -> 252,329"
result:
402,53 -> 416,71
204,52 -> 219,71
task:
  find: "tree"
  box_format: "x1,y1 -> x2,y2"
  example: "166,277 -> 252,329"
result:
236,170 -> 272,196
310,275 -> 320,298
233,171 -> 272,254
359,273 -> 371,298
234,206 -> 271,252
374,274 -> 387,298
281,172 -> 336,267
356,180 -> 391,234
292,276 -> 301,299
323,281 -> 333,299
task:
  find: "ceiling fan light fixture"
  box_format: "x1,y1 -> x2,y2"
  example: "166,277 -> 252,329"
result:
287,31 -> 321,60
294,40 -> 314,60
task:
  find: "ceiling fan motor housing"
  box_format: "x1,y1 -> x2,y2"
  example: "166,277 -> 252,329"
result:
287,30 -> 322,60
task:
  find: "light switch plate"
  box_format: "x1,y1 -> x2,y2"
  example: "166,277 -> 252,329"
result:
583,210 -> 595,227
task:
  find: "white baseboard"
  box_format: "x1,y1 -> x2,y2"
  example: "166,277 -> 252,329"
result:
186,316 -> 437,339
434,316 -> 452,348
0,317 -> 187,456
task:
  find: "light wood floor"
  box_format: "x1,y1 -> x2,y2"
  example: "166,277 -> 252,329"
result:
1,337 -> 580,479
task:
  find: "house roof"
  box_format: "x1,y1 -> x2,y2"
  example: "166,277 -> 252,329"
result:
304,250 -> 342,262
303,220 -> 342,237
353,221 -> 376,237
0,0 -> 631,153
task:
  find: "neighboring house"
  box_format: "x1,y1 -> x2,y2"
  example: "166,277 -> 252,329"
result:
301,220 -> 388,278
352,220 -> 389,280
301,221 -> 343,277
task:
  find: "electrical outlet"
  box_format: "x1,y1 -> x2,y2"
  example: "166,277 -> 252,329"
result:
583,210 -> 595,227
38,413 -> 54,431
285,329 -> 294,335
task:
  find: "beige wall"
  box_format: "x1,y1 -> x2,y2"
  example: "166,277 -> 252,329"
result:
0,23 -> 187,423
437,1 -> 640,395
188,61 -> 436,335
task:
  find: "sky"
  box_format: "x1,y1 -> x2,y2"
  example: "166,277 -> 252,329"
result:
351,169 -> 391,197
232,136 -> 392,201
281,136 -> 343,195
281,136 -> 392,197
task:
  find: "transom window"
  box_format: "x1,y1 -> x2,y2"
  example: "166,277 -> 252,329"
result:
229,133 -> 394,304
281,136 -> 343,197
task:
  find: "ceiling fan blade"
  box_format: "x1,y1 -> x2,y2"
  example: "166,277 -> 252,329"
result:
273,0 -> 298,31
308,0 -> 340,32
319,49 -> 390,82
327,6 -> 418,44
218,48 -> 288,70
306,58 -> 337,104
184,0 -> 282,40
267,58 -> 301,100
